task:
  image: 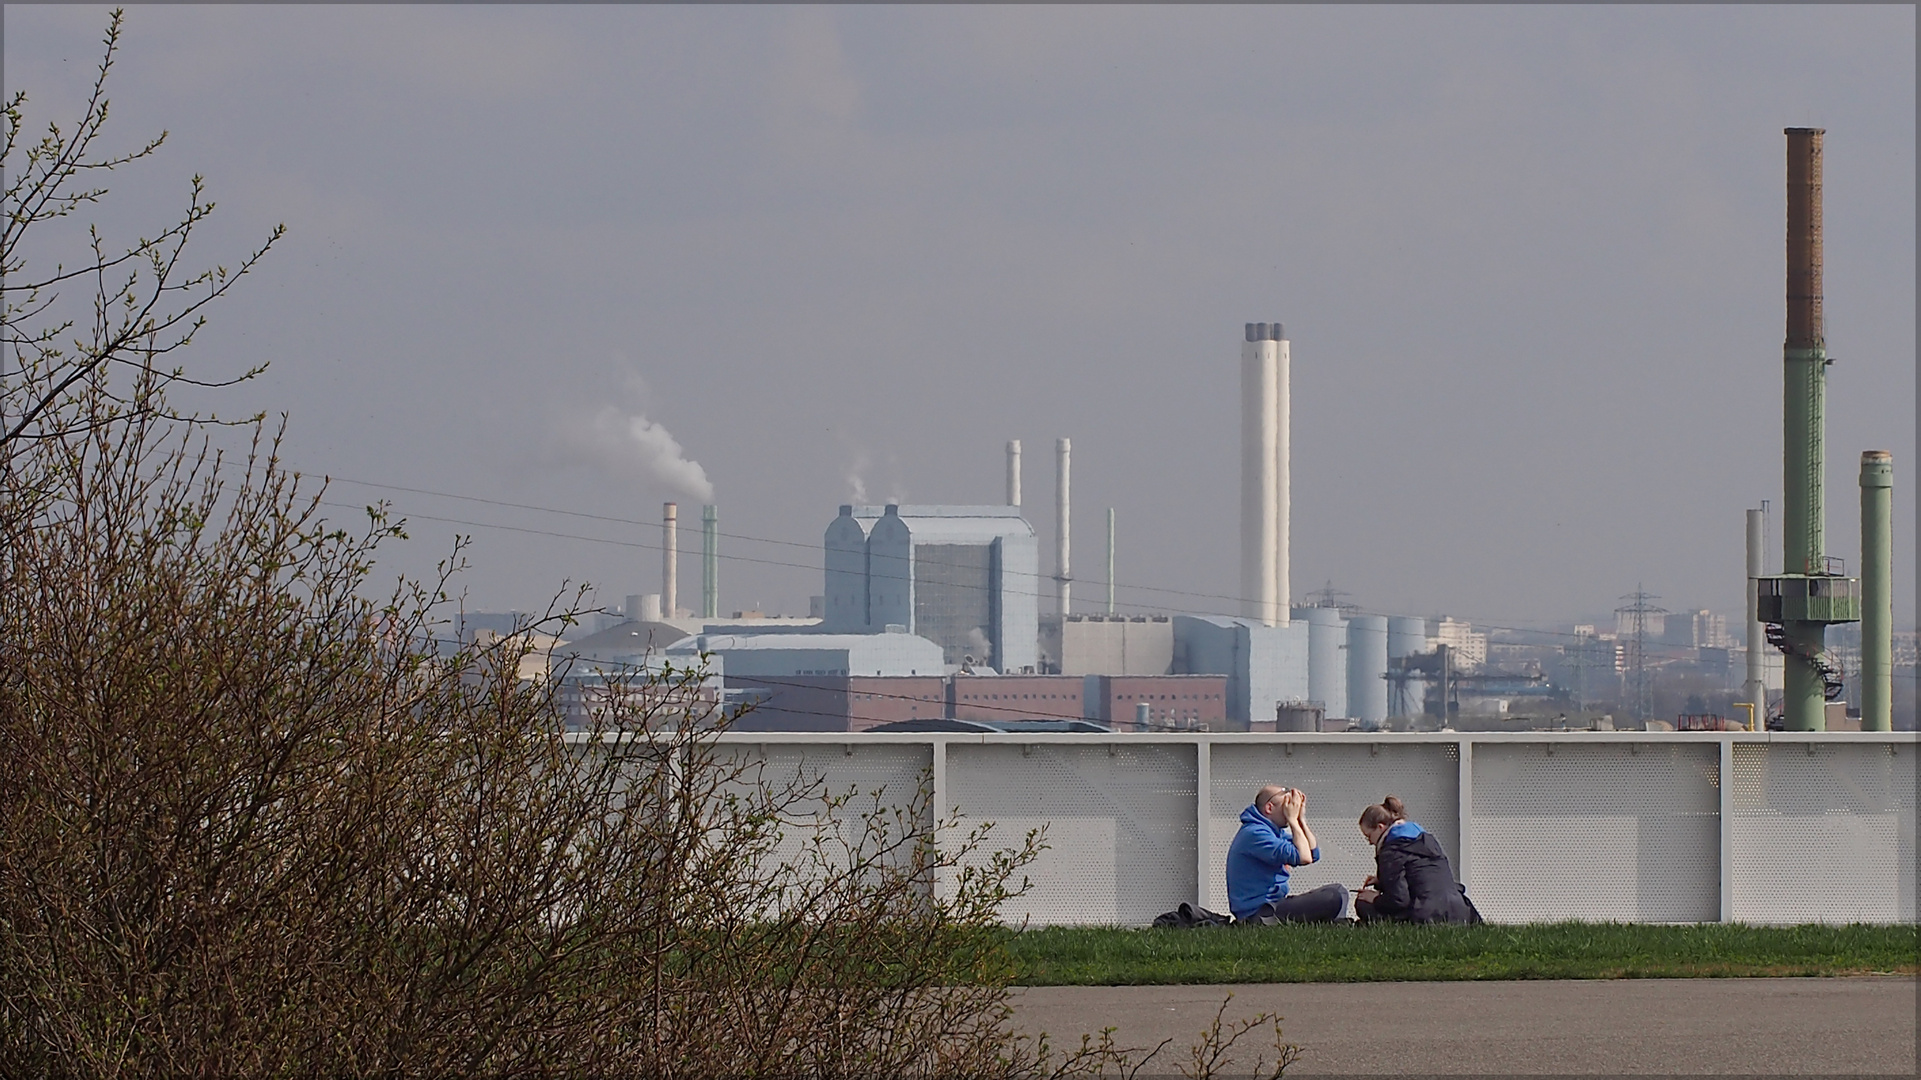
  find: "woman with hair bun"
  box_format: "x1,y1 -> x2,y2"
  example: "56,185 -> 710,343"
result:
1354,796 -> 1481,924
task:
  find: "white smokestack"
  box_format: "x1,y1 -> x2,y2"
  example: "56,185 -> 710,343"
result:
1056,437 -> 1071,616
1241,323 -> 1289,626
662,502 -> 679,619
1276,328 -> 1291,623
1007,439 -> 1022,507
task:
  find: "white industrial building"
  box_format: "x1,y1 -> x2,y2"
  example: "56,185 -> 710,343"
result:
1059,614 -> 1174,675
822,503 -> 1040,673
664,630 -> 945,679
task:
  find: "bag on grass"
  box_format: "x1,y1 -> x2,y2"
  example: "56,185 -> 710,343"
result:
1151,902 -> 1233,928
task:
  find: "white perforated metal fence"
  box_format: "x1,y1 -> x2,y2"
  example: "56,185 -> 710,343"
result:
692,732 -> 1917,926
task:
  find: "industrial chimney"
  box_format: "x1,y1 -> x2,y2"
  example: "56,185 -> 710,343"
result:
662,502 -> 679,620
1106,507 -> 1117,615
1055,437 -> 1071,616
1769,128 -> 1860,731
701,504 -> 719,620
1241,322 -> 1290,626
1007,439 -> 1022,507
1859,451 -> 1893,730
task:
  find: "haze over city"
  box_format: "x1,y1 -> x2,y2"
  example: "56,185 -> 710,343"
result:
6,5 -> 1913,634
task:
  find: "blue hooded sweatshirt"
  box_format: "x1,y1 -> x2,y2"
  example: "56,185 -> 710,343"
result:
1225,804 -> 1321,920
1384,821 -> 1424,842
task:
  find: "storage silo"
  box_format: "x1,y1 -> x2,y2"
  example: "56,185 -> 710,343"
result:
1296,606 -> 1348,719
1386,615 -> 1429,720
1346,615 -> 1389,726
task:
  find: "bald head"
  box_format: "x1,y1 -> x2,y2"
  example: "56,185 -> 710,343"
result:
1255,784 -> 1287,810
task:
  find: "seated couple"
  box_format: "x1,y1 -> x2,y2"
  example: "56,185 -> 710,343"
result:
1225,785 -> 1480,925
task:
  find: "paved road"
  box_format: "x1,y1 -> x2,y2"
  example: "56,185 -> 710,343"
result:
1008,977 -> 1916,1075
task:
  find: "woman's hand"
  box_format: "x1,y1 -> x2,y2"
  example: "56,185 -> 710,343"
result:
1363,874 -> 1376,886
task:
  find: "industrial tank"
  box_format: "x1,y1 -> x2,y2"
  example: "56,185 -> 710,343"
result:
1386,615 -> 1429,720
1295,606 -> 1348,719
1346,615 -> 1389,726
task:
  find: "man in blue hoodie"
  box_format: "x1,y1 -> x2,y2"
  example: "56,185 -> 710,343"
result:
1225,784 -> 1350,923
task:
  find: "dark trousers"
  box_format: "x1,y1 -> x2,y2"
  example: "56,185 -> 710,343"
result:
1250,882 -> 1349,923
1355,898 -> 1391,923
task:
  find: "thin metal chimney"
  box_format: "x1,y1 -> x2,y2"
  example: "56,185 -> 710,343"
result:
1006,439 -> 1022,507
1055,437 -> 1071,616
1106,507 -> 1116,615
1742,508 -> 1766,728
661,502 -> 678,620
1860,451 -> 1893,730
701,504 -> 718,620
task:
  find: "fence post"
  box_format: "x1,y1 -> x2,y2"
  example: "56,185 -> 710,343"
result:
1195,736 -> 1212,909
1457,737 -> 1474,893
931,737 -> 949,901
1719,736 -> 1735,923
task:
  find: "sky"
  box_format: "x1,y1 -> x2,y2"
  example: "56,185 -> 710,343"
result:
5,4 -> 1914,634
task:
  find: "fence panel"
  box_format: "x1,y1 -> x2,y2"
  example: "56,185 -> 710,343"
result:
1206,740 -> 1461,914
945,741 -> 1196,926
1470,741 -> 1721,923
687,732 -> 1917,927
1730,740 -> 1916,924
714,741 -> 934,902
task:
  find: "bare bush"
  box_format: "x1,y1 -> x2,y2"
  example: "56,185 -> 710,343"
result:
0,13 -> 1299,1079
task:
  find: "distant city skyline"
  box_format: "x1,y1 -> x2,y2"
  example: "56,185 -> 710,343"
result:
6,5 -> 1912,630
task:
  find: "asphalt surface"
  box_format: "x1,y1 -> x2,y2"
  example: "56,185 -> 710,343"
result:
1007,977 -> 1917,1076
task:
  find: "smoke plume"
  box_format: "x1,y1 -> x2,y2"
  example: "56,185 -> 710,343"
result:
564,405 -> 715,503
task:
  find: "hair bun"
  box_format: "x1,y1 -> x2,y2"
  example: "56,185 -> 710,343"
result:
1382,795 -> 1406,817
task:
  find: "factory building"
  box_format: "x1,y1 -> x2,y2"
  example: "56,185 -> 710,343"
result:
822,503 -> 1040,673
724,675 -> 946,733
949,673 -> 1085,722
1172,616 -> 1310,728
1093,674 -> 1228,730
663,629 -> 945,680
1058,614 -> 1174,675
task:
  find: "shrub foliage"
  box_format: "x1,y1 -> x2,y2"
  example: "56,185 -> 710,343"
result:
1,14 -> 1297,1079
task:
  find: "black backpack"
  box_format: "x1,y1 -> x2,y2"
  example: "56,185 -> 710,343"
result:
1151,901 -> 1234,928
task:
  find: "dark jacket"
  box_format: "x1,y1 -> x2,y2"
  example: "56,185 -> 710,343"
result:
1370,822 -> 1481,924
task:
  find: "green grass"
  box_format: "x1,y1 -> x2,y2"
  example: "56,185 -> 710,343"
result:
995,922 -> 1920,984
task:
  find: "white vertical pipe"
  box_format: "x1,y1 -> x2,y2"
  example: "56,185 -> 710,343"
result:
1006,439 -> 1022,508
1743,508 -> 1766,727
1275,335 -> 1291,626
662,502 -> 678,619
1056,437 -> 1072,616
1240,329 -> 1279,626
1106,507 -> 1116,615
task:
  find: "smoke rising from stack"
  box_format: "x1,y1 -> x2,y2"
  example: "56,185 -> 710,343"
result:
562,401 -> 714,502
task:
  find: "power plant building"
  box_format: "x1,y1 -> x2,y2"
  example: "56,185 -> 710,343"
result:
1173,616 -> 1309,727
1059,614 -> 1174,675
822,504 -> 1040,673
663,629 -> 945,680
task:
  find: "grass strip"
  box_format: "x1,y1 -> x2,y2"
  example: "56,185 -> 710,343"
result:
997,922 -> 1921,984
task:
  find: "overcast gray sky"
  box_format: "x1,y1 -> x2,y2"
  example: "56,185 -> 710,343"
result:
7,5 -> 1914,632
